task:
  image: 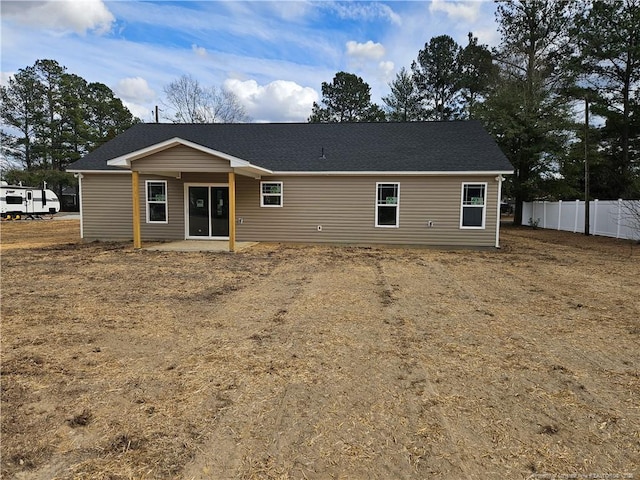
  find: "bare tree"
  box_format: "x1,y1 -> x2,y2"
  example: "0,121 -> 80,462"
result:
620,200 -> 640,242
211,88 -> 249,123
162,74 -> 249,123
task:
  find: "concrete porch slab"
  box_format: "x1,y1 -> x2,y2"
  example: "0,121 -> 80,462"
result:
144,240 -> 258,252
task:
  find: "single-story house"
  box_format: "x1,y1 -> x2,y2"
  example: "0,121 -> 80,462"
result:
67,121 -> 513,250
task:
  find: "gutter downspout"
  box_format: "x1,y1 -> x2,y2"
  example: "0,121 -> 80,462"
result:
132,171 -> 142,249
495,175 -> 503,248
75,173 -> 84,239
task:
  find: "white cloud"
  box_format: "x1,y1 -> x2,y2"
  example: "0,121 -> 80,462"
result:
113,77 -> 156,122
114,77 -> 155,103
428,0 -> 482,23
192,44 -> 207,57
224,79 -> 318,123
265,1 -> 313,21
378,61 -> 395,79
346,40 -> 385,61
342,42 -> 394,98
327,3 -> 401,26
122,100 -> 155,123
345,40 -> 390,78
1,0 -> 114,35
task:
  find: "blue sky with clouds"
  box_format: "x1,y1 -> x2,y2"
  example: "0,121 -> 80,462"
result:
1,1 -> 500,123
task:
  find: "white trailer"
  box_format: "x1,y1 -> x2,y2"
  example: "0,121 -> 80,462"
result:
1,182 -> 61,219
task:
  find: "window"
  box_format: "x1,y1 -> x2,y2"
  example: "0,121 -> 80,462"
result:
6,196 -> 23,205
146,180 -> 167,223
376,182 -> 399,227
261,181 -> 283,207
460,183 -> 486,228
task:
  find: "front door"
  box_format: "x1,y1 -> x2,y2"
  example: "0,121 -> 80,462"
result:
187,185 -> 229,238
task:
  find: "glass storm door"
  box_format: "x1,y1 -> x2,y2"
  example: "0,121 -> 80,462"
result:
188,186 -> 229,238
211,186 -> 229,237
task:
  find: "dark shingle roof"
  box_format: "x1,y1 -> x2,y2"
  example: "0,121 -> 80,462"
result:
67,121 -> 513,173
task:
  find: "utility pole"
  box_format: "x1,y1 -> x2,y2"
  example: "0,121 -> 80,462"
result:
584,96 -> 590,236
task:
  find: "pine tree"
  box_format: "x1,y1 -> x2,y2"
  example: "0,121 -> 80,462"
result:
411,35 -> 462,120
382,67 -> 423,122
478,0 -> 576,224
309,72 -> 385,123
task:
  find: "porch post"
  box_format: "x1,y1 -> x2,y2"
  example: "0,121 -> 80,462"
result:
495,175 -> 503,248
132,170 -> 142,249
228,171 -> 236,252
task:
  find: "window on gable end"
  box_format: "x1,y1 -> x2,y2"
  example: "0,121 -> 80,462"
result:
375,182 -> 399,227
460,182 -> 486,229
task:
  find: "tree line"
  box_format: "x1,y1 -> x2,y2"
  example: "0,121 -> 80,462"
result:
0,60 -> 139,170
309,0 -> 639,224
0,59 -> 139,197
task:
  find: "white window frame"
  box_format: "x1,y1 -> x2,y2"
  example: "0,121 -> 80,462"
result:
146,180 -> 168,224
375,182 -> 400,228
260,181 -> 283,207
460,182 -> 487,229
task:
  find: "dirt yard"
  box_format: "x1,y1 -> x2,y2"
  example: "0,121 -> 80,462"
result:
1,219 -> 638,480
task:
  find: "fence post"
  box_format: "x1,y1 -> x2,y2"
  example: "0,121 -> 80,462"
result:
617,199 -> 622,239
593,199 -> 598,235
574,199 -> 579,233
558,200 -> 562,230
531,201 -> 538,226
543,201 -> 547,228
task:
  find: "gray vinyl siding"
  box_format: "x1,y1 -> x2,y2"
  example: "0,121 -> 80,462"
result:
235,175 -> 498,247
81,173 -> 133,241
139,175 -> 184,240
82,173 -> 499,247
132,145 -> 232,172
81,173 -> 185,241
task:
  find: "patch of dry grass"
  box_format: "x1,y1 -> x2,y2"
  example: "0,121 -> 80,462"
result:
1,221 -> 639,479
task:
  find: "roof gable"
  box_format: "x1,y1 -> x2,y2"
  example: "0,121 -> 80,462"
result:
107,137 -> 271,177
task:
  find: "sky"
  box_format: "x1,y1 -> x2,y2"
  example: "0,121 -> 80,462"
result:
1,0 -> 501,123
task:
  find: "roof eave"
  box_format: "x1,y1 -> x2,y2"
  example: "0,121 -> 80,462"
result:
67,168 -> 515,176
269,170 -> 515,176
66,169 -> 131,174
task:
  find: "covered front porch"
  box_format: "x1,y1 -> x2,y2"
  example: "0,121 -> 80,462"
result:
130,170 -> 244,251
105,137 -> 272,252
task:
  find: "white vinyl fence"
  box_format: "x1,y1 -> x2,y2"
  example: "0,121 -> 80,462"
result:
522,199 -> 640,240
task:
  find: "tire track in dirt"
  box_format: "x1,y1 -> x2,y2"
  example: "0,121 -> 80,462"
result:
380,246 -> 639,478
180,246 -> 321,478
378,254 -> 537,478
374,255 -> 475,479
183,247 -> 460,479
